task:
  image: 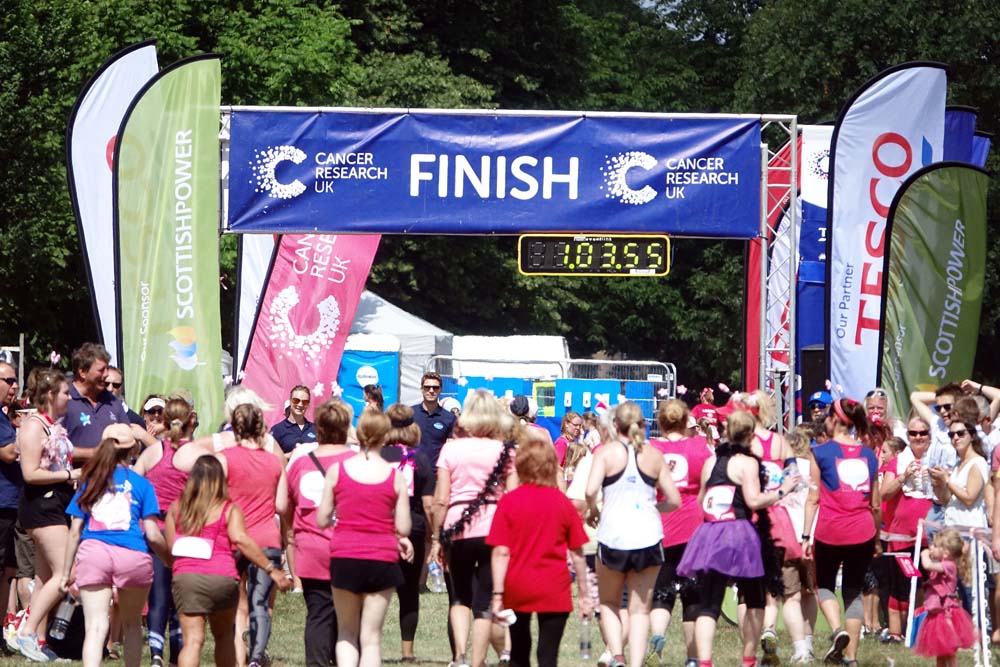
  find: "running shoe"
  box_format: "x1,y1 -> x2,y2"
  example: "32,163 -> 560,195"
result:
791,651 -> 815,664
644,634 -> 666,667
823,628 -> 849,665
597,650 -> 613,667
608,655 -> 627,667
13,633 -> 50,662
151,656 -> 165,667
498,650 -> 511,666
761,628 -> 781,666
684,659 -> 699,667
39,643 -> 61,662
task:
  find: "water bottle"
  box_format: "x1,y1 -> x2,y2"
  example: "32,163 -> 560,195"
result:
428,561 -> 446,593
579,615 -> 592,660
783,460 -> 807,493
49,594 -> 77,640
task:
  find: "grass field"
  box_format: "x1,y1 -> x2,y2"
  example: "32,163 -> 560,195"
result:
5,590 -> 986,666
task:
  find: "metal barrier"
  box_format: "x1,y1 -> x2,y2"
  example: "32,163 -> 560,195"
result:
424,356 -> 676,435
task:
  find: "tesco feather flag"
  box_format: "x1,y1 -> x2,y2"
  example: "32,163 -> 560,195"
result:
826,63 -> 946,400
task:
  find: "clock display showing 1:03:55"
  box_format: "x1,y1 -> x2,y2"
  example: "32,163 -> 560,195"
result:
517,234 -> 671,277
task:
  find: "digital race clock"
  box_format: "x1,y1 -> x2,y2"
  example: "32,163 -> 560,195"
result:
517,234 -> 670,277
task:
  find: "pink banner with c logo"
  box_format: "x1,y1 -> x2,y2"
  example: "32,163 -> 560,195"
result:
242,234 -> 380,426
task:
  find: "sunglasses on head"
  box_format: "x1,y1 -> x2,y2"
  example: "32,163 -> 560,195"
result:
0,377 -> 16,387
949,428 -> 968,439
866,388 -> 887,398
290,398 -> 310,407
106,381 -> 122,389
422,385 -> 441,392
907,429 -> 929,437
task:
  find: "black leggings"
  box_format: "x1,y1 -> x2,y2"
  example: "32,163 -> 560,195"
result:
446,537 -> 493,616
652,543 -> 701,622
698,570 -> 765,621
509,611 -> 569,667
397,533 -> 427,641
814,538 -> 875,621
301,577 -> 338,667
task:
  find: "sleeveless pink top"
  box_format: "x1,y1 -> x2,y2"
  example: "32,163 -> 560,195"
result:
173,502 -> 238,579
329,464 -> 399,563
224,446 -> 283,549
146,440 -> 190,515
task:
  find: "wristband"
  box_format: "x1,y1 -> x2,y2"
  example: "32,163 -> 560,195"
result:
66,470 -> 72,482
777,488 -> 785,499
492,591 -> 504,596
801,534 -> 811,541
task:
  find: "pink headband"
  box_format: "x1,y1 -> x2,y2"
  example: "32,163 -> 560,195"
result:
833,398 -> 851,426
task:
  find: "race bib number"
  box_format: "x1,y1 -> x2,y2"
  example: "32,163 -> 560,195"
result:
298,470 -> 326,506
88,487 -> 132,532
761,461 -> 783,492
662,453 -> 689,487
836,458 -> 871,493
702,485 -> 736,522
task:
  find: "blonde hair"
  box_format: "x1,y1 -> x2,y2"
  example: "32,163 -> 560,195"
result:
788,427 -> 813,458
741,389 -> 777,429
223,385 -> 272,423
934,528 -> 971,584
614,401 -> 647,451
656,399 -> 689,434
356,409 -> 391,455
727,410 -> 756,445
457,389 -> 511,440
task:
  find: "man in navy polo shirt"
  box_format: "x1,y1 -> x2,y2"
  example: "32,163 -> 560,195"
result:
411,372 -> 455,467
0,361 -> 22,627
63,343 -> 150,461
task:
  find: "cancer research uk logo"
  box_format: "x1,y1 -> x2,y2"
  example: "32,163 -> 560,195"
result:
167,326 -> 202,372
600,151 -> 740,205
251,146 -> 307,199
268,286 -> 342,367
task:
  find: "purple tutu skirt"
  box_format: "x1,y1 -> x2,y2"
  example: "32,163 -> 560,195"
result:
676,520 -> 764,579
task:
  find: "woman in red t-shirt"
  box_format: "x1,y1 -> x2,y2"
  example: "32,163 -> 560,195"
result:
488,434 -> 591,667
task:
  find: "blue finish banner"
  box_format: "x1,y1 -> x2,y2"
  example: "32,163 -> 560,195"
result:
227,110 -> 762,238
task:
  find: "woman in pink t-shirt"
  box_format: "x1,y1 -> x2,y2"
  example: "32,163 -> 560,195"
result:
317,409 -> 414,667
284,400 -> 355,667
166,456 -> 290,667
220,404 -> 287,667
430,390 -> 518,667
802,398 -> 880,666
646,399 -> 711,665
553,411 -> 583,468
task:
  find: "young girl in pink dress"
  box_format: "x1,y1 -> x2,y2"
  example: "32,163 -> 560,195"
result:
913,528 -> 976,666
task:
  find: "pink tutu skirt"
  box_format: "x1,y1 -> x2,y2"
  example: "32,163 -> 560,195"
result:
914,606 -> 977,657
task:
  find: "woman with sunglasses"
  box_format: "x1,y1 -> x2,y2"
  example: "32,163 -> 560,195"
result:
271,385 -> 316,455
930,420 -> 988,532
554,412 -> 583,469
878,417 -> 933,642
140,395 -> 167,438
801,398 -> 880,667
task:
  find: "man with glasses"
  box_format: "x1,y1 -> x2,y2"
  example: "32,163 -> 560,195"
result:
411,372 -> 455,467
0,362 -> 21,646
105,366 -> 145,428
910,383 -> 965,538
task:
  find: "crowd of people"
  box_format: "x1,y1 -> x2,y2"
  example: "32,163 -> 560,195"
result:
0,341 -> 997,667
